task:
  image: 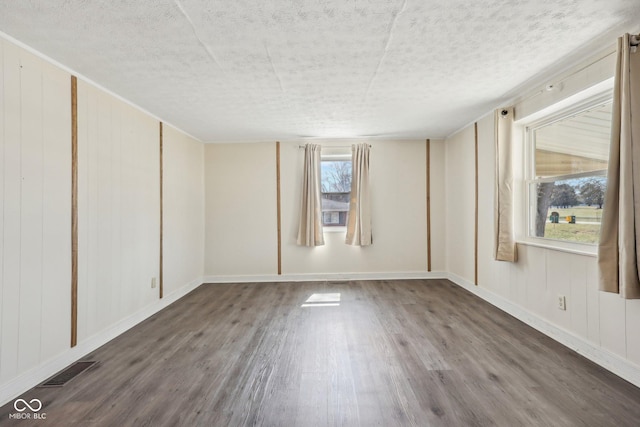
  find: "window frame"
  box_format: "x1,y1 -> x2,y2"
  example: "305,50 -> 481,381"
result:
320,152 -> 352,233
522,91 -> 612,252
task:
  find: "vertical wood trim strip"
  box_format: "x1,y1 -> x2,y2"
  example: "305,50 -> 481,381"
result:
71,76 -> 78,347
426,139 -> 432,272
474,122 -> 479,286
159,122 -> 164,299
276,141 -> 282,275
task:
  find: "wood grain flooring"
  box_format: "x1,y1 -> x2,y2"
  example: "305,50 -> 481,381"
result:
2,279 -> 640,426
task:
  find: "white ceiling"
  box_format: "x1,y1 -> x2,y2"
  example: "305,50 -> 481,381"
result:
0,1 -> 639,142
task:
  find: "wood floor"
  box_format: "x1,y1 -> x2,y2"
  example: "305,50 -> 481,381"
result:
2,279 -> 640,426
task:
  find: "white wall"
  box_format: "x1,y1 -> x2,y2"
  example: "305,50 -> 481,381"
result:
429,140 -> 447,272
77,80 -> 161,341
0,38 -> 205,406
0,39 -> 72,385
281,139 -> 433,275
163,125 -> 204,295
204,142 -> 278,276
204,139 -> 446,278
445,110 -> 640,378
444,127 -> 475,281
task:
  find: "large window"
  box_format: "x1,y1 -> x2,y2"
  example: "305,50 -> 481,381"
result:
526,99 -> 611,244
321,158 -> 352,227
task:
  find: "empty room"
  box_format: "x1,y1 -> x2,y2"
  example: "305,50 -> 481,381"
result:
1,1 -> 640,426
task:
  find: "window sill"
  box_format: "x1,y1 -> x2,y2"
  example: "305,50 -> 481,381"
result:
323,226 -> 347,234
516,238 -> 597,257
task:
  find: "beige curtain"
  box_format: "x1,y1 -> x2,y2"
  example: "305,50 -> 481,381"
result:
598,33 -> 640,299
495,108 -> 518,262
346,144 -> 372,246
297,144 -> 325,246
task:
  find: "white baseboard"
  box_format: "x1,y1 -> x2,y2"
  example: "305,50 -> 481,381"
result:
447,272 -> 640,389
203,271 -> 447,284
0,277 -> 203,407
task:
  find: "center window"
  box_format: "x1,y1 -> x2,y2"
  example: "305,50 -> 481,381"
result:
321,158 -> 352,227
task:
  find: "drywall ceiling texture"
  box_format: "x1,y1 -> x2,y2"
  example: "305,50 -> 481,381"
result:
0,0 -> 639,142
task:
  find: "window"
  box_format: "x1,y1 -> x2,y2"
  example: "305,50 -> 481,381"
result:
526,99 -> 611,244
321,157 -> 352,227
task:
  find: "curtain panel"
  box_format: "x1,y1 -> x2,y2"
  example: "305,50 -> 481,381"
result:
297,144 -> 325,246
598,33 -> 640,299
345,143 -> 372,246
495,108 -> 518,262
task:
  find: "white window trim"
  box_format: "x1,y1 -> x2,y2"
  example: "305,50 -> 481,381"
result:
516,90 -> 613,255
322,153 -> 351,161
323,226 -> 347,234
321,151 -> 351,233
516,239 -> 598,258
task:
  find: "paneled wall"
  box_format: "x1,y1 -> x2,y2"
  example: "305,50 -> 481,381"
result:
163,125 -> 204,295
0,38 -> 205,404
0,39 -> 72,384
204,139 -> 446,278
444,127 -> 475,281
429,140 -> 447,271
204,143 -> 278,276
445,112 -> 640,371
76,81 -> 161,342
280,139 -> 435,275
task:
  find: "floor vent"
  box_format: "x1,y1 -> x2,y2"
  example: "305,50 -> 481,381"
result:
38,361 -> 98,387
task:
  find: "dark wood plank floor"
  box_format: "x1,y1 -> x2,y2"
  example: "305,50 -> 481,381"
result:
2,279 -> 640,426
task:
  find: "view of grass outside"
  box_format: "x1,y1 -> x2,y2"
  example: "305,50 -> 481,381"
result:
529,101 -> 611,245
532,176 -> 607,244
543,206 -> 603,243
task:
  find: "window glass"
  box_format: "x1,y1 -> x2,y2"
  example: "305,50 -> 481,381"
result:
533,103 -> 611,178
528,102 -> 611,244
321,160 -> 351,227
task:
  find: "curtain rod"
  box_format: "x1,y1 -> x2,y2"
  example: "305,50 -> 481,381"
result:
631,33 -> 640,46
298,144 -> 371,148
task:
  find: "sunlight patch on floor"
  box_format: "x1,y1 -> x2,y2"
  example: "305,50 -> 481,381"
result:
301,292 -> 341,307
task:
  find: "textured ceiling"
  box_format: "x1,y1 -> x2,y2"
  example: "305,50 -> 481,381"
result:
0,1 -> 639,142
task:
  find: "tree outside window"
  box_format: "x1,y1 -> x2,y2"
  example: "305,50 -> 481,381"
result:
528,101 -> 611,244
321,160 -> 351,227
